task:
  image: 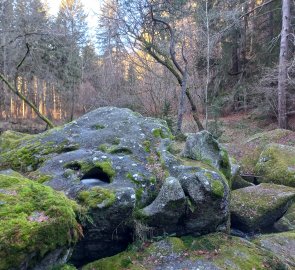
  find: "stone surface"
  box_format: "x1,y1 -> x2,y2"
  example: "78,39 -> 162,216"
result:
0,107 -> 231,265
182,130 -> 231,179
82,233 -> 289,270
256,143 -> 295,187
254,232 -> 295,268
274,203 -> 295,232
231,183 -> 295,232
141,177 -> 186,233
232,175 -> 254,190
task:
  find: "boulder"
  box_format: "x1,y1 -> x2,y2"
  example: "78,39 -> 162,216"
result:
254,232 -> 295,268
0,107 -> 231,265
231,183 -> 295,232
140,177 -> 186,233
274,203 -> 295,232
82,233 -> 289,270
181,130 -> 231,179
256,143 -> 295,187
232,175 -> 254,190
0,173 -> 80,270
224,128 -> 295,175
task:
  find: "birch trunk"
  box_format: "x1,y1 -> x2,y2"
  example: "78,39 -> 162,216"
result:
278,0 -> 290,129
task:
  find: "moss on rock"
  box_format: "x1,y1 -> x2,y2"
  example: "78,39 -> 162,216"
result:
78,187 -> 116,209
82,234 -> 288,270
254,231 -> 295,267
238,129 -> 295,174
274,203 -> 295,232
211,180 -> 225,198
255,143 -> 295,187
0,132 -> 79,173
231,183 -> 295,232
0,174 -> 81,270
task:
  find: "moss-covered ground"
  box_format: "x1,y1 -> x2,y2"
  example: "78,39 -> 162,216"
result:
0,174 -> 81,270
81,233 -> 288,270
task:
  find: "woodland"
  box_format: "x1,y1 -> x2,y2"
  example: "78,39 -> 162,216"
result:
1,1 -> 295,270
0,0 -> 294,134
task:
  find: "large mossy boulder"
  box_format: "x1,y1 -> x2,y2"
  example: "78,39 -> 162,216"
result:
227,128 -> 295,174
0,107 -> 230,265
0,173 -> 80,270
231,183 -> 295,232
254,232 -> 295,268
82,233 -> 289,270
255,143 -> 295,187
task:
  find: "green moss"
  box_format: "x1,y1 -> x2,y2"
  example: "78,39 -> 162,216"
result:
82,233 -> 288,270
0,137 -> 79,173
112,137 -> 121,145
211,180 -> 224,198
220,148 -> 231,180
98,144 -> 132,155
108,146 -> 132,155
149,176 -> 156,184
82,251 -> 142,270
78,187 -> 116,209
240,147 -> 261,174
143,141 -> 151,153
135,188 -> 144,202
51,264 -> 77,270
0,130 -> 31,152
94,161 -> 116,179
231,183 -> 295,231
255,144 -> 295,187
92,124 -> 105,130
98,144 -> 108,152
152,128 -> 172,139
182,233 -> 287,270
0,174 -> 81,270
79,160 -> 116,180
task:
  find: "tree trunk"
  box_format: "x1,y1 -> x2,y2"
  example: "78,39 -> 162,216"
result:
278,0 -> 290,129
176,67 -> 188,133
0,73 -> 54,128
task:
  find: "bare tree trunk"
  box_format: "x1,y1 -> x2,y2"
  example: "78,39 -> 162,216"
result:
205,0 -> 210,129
278,0 -> 290,129
176,66 -> 187,133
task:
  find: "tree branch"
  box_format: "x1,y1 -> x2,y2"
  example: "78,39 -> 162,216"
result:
0,73 -> 54,129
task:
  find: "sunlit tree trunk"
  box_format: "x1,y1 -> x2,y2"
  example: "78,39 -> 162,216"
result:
278,0 -> 290,129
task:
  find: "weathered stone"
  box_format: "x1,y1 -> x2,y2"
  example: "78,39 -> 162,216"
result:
232,175 -> 254,190
231,183 -> 295,232
0,107 -> 231,265
140,177 -> 186,233
274,203 -> 295,232
182,130 -> 231,179
178,168 -> 230,234
82,233 -> 289,270
256,143 -> 295,187
254,232 -> 295,268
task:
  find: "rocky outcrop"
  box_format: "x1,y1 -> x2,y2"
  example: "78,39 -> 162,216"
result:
0,107 -> 231,266
231,183 -> 295,232
140,177 -> 187,233
82,233 -> 289,270
256,143 -> 295,187
182,130 -> 231,179
274,203 -> 295,232
254,232 -> 295,268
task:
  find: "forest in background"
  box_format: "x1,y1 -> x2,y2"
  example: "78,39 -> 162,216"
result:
0,0 -> 294,134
